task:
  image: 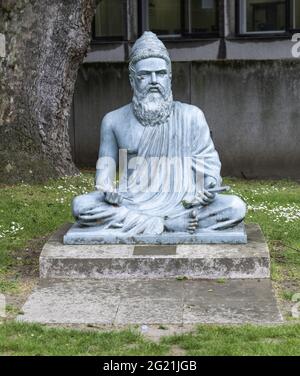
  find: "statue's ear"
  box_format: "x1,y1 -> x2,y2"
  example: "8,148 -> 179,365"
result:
129,75 -> 134,90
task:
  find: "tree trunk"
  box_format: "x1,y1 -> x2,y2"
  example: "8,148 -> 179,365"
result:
0,0 -> 97,183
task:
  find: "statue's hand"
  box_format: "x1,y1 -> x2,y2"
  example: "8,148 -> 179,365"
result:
182,189 -> 215,209
204,176 -> 217,190
186,178 -> 217,208
194,189 -> 216,206
95,182 -> 123,205
104,191 -> 123,206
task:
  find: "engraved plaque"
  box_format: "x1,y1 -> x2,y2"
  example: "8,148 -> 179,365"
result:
133,245 -> 177,256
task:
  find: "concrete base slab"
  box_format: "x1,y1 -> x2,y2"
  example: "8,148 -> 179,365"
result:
40,223 -> 270,280
63,222 -> 247,245
18,279 -> 282,324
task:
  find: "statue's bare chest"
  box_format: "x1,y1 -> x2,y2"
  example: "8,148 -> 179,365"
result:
114,117 -> 145,155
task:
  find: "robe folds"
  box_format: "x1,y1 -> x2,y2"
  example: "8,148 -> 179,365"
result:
74,102 -> 223,234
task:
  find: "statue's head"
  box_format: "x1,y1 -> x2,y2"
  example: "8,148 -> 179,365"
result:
129,32 -> 173,127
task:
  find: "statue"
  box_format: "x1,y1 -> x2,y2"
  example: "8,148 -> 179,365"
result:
68,32 -> 246,242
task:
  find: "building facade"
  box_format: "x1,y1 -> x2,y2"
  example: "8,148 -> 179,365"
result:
70,0 -> 300,178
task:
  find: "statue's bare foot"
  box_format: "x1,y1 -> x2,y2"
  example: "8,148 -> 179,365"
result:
188,210 -> 199,234
164,210 -> 199,233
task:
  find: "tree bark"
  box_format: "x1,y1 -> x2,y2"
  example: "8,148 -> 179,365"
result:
0,0 -> 97,183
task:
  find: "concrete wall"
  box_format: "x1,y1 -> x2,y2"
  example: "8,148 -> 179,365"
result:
70,60 -> 300,178
85,38 -> 298,63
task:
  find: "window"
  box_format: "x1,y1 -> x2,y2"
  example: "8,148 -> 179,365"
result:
239,0 -> 287,34
149,0 -> 182,36
290,0 -> 300,29
187,0 -> 219,34
141,0 -> 219,38
93,0 -> 125,40
238,0 -> 300,35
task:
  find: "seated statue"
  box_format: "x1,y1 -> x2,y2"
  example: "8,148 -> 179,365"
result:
72,32 -> 246,236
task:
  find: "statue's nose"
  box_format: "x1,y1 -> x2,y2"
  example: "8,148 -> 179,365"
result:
151,72 -> 157,84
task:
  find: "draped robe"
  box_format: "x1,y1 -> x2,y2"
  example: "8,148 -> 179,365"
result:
74,102 -> 223,234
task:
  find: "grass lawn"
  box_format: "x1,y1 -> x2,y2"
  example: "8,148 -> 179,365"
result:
0,322 -> 168,356
0,173 -> 299,355
0,322 -> 299,356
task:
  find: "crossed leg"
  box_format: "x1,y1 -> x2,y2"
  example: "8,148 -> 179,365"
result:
72,191 -> 128,227
188,194 -> 247,232
72,191 -> 164,234
164,194 -> 246,233
73,192 -> 246,234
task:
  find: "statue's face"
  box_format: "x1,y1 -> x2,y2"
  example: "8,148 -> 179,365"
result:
131,56 -> 173,127
132,57 -> 171,97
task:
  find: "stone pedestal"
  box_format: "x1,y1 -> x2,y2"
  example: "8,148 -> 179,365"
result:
40,223 -> 269,280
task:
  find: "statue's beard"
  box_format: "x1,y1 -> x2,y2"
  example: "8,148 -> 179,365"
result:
132,85 -> 173,127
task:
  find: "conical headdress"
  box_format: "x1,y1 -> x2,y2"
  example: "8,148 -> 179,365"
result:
129,31 -> 171,70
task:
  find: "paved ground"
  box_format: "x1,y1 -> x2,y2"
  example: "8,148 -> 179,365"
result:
18,278 -> 283,325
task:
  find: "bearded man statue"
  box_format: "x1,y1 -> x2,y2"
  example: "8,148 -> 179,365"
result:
67,32 -> 247,243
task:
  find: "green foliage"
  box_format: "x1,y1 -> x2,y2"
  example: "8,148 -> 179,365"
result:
223,178 -> 300,285
176,276 -> 189,281
0,322 -> 167,356
161,324 -> 300,356
0,173 -> 94,292
281,291 -> 295,301
0,322 -> 299,356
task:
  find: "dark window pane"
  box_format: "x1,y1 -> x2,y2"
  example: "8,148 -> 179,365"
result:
241,0 -> 286,33
291,0 -> 300,29
189,0 -> 219,34
94,0 -> 124,37
149,0 -> 182,36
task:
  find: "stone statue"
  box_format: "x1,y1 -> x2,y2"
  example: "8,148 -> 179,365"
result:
70,32 -> 246,241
